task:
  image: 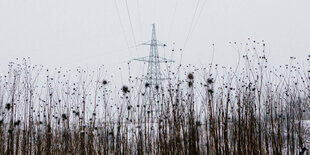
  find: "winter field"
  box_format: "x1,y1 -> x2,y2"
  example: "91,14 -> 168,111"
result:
0,43 -> 310,154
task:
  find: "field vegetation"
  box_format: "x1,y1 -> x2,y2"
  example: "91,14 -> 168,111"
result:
0,41 -> 309,154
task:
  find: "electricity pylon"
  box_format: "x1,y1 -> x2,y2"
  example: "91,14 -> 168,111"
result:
134,24 -> 174,87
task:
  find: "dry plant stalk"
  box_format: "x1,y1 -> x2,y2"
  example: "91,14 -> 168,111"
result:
0,42 -> 309,154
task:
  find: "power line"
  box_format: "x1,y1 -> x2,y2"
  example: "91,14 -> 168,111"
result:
183,0 -> 201,49
167,0 -> 179,42
125,0 -> 138,48
192,0 -> 208,40
114,0 -> 130,49
180,0 -> 208,64
136,0 -> 144,39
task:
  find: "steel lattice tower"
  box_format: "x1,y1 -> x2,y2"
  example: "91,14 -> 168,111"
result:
134,24 -> 174,87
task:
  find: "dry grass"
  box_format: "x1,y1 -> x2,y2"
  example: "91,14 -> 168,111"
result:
0,42 -> 309,154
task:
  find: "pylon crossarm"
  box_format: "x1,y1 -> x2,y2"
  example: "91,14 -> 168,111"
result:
158,57 -> 174,63
156,41 -> 166,47
133,56 -> 149,62
133,56 -> 174,63
141,41 -> 166,47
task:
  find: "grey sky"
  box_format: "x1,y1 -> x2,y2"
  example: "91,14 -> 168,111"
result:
0,0 -> 309,76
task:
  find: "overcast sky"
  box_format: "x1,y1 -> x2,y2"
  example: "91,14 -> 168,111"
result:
0,0 -> 309,78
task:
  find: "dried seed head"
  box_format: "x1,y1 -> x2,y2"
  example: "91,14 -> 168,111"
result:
122,85 -> 129,93
5,103 -> 11,110
145,82 -> 150,88
102,80 -> 108,85
208,89 -> 214,94
187,73 -> 194,80
61,114 -> 68,120
207,78 -> 213,84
